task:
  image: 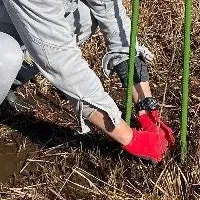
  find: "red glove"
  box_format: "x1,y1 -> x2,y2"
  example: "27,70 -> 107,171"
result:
149,110 -> 175,146
137,110 -> 175,147
123,128 -> 168,163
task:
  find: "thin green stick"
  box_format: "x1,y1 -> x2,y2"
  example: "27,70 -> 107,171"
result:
181,0 -> 192,161
125,0 -> 140,125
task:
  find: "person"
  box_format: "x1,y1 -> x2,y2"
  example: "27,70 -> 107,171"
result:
1,0 -> 175,163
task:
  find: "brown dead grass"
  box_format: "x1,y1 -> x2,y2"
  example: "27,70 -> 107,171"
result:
0,0 -> 200,199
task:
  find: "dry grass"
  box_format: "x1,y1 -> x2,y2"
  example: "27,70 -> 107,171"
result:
0,0 -> 200,199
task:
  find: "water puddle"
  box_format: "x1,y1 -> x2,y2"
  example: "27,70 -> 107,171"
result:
0,143 -> 19,183
0,137 -> 36,183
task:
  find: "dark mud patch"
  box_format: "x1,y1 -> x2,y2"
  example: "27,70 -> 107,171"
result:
0,131 -> 35,184
0,143 -> 19,183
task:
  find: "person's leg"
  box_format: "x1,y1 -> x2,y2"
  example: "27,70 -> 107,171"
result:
0,32 -> 23,104
0,2 -> 39,111
0,1 -> 40,85
3,0 -> 168,162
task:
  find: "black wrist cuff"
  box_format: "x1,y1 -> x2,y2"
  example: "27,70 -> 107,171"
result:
134,97 -> 158,113
114,54 -> 149,88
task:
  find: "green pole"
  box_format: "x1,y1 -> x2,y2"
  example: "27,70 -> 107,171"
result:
125,0 -> 140,125
181,0 -> 192,161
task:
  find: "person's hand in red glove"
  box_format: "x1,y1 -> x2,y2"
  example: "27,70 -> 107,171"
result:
135,97 -> 175,147
123,128 -> 169,163
114,53 -> 175,149
113,48 -> 175,162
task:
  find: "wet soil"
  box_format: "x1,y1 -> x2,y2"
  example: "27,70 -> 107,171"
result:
0,143 -> 19,183
0,128 -> 36,183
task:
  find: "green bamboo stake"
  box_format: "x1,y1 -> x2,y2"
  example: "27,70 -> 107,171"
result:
181,0 -> 192,161
125,0 -> 140,125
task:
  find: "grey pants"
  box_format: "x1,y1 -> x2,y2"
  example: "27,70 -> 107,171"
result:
0,32 -> 23,104
1,0 -> 133,133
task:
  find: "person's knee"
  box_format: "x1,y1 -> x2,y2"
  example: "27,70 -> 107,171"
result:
0,32 -> 23,104
0,32 -> 23,74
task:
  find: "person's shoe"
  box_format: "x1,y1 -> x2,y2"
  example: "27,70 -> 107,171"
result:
137,111 -> 175,147
5,90 -> 35,113
123,128 -> 168,163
